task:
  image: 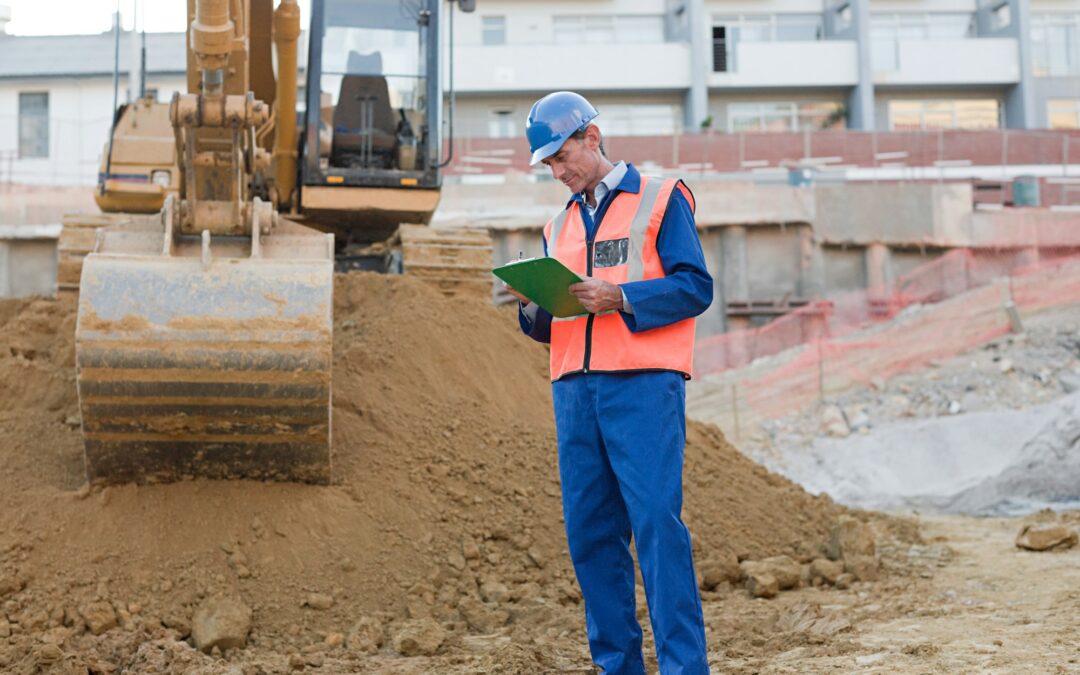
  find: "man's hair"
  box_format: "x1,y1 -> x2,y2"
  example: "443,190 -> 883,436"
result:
570,125 -> 606,158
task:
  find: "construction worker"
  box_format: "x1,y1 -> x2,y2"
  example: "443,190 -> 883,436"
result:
508,91 -> 713,675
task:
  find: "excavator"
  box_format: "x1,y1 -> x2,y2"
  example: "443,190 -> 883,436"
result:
63,0 -> 491,485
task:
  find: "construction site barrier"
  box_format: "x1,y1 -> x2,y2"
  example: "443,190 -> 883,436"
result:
688,253 -> 1080,437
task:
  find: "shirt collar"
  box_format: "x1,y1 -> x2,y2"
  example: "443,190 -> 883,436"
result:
565,162 -> 640,210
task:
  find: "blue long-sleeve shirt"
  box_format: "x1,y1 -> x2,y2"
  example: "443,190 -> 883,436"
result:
518,163 -> 713,345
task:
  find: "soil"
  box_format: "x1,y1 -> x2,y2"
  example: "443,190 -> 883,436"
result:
0,273 -> 857,674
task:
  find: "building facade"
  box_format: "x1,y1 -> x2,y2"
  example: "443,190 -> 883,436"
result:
2,0 -> 1080,185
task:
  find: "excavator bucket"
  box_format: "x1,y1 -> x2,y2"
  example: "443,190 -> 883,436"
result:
74,218 -> 335,485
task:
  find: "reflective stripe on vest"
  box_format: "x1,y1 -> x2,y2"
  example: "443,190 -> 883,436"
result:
541,176 -> 698,381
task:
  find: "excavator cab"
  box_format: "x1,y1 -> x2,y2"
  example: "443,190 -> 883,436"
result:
298,0 -> 444,241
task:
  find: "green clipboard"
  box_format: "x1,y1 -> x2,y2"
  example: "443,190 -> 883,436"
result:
492,257 -> 587,318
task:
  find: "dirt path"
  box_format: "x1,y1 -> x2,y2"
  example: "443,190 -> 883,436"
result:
726,515 -> 1080,674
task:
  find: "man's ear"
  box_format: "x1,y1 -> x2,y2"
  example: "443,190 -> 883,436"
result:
584,124 -> 602,150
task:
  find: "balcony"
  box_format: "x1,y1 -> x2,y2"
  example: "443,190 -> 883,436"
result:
707,41 -> 858,89
874,38 -> 1020,86
450,43 -> 691,94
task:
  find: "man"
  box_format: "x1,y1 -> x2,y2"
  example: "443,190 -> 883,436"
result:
509,91 -> 712,675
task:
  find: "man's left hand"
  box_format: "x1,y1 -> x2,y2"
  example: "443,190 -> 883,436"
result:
569,277 -> 623,314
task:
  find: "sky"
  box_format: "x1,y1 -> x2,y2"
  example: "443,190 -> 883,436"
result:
2,0 -> 311,35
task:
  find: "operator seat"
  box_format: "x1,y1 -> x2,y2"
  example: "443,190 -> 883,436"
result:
331,51 -> 397,168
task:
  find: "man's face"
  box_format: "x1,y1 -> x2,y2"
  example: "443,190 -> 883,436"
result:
541,130 -> 600,194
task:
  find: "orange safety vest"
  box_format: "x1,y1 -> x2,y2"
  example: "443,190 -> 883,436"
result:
543,176 -> 698,382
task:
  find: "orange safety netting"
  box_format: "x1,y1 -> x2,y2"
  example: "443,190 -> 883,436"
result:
693,253 -> 1080,425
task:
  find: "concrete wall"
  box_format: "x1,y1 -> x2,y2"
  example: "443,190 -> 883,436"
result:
0,225 -> 60,298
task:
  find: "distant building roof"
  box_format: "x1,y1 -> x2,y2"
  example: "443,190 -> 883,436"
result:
0,31 -> 187,79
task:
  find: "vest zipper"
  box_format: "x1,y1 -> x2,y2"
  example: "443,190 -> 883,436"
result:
583,237 -> 595,373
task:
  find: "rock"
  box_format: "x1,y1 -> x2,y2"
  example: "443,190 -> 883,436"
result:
0,618 -> 10,638
998,358 -> 1014,374
1015,524 -> 1079,551
821,405 -> 849,438
947,400 -> 962,415
698,552 -> 741,591
462,538 -> 481,560
458,595 -> 510,633
746,573 -> 778,599
740,555 -> 801,591
825,516 -> 876,561
190,597 -> 252,653
0,572 -> 23,598
526,547 -> 545,568
79,601 -> 118,635
844,405 -> 870,431
324,632 -> 344,649
392,619 -> 446,656
809,558 -> 844,585
346,616 -> 384,655
1059,370 -> 1080,394
479,581 -> 509,604
303,593 -> 334,610
446,552 -> 466,571
844,555 -> 880,582
834,573 -> 855,590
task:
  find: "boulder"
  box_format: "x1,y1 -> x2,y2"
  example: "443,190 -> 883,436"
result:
825,516 -> 876,561
809,558 -> 844,585
746,573 -> 778,599
346,616 -> 385,655
190,597 -> 252,653
741,555 -> 801,591
1015,524 -> 1079,552
392,619 -> 446,656
79,601 -> 118,636
698,551 -> 741,591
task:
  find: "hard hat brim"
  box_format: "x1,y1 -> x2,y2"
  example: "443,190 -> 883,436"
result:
529,136 -> 568,166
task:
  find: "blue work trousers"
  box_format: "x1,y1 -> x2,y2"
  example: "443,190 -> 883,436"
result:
552,371 -> 709,675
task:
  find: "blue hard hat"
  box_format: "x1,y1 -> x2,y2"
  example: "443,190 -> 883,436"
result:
525,91 -> 599,166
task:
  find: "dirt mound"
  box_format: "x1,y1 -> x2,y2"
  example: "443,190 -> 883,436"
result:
0,273 -> 844,673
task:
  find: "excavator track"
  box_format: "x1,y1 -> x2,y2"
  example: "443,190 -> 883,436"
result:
391,225 -> 494,299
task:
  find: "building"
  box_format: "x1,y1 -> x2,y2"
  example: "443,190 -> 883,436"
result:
450,0 -> 1080,136
2,0 -> 1080,186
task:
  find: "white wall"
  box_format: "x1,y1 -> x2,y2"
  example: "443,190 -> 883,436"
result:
0,74 -> 184,186
874,38 -> 1020,86
708,41 -> 859,88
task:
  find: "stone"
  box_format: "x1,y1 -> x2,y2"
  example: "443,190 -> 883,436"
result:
834,573 -> 855,590
1015,524 -> 1079,552
825,516 -> 876,561
346,616 -> 384,655
698,551 -> 741,591
746,573 -> 778,599
462,539 -> 481,560
0,618 -> 10,638
458,595 -> 510,633
446,552 -> 466,571
304,593 -> 334,610
479,581 -> 509,604
0,572 -> 24,599
79,601 -> 118,635
392,619 -> 446,657
324,632 -> 344,649
998,358 -> 1014,374
190,597 -> 252,653
821,405 -> 849,438
809,558 -> 844,585
844,555 -> 880,582
948,400 -> 962,415
1059,370 -> 1080,394
740,555 -> 801,591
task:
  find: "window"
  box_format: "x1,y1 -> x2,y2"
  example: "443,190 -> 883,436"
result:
488,109 -> 517,138
1031,13 -> 1080,77
18,92 -> 49,159
552,15 -> 664,45
711,14 -> 824,72
727,101 -> 845,132
870,13 -> 974,71
600,104 -> 679,136
1048,99 -> 1080,128
888,99 -> 999,130
481,16 -> 505,46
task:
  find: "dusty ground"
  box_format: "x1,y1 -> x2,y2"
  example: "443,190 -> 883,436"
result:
738,514 -> 1080,674
1,274 -> 1077,673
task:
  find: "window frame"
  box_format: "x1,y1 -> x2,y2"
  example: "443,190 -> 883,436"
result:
18,92 -> 49,160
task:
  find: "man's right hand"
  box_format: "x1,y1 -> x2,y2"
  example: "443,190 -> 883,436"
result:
505,284 -> 531,305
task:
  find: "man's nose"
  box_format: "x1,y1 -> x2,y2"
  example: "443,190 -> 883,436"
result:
551,163 -> 564,180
